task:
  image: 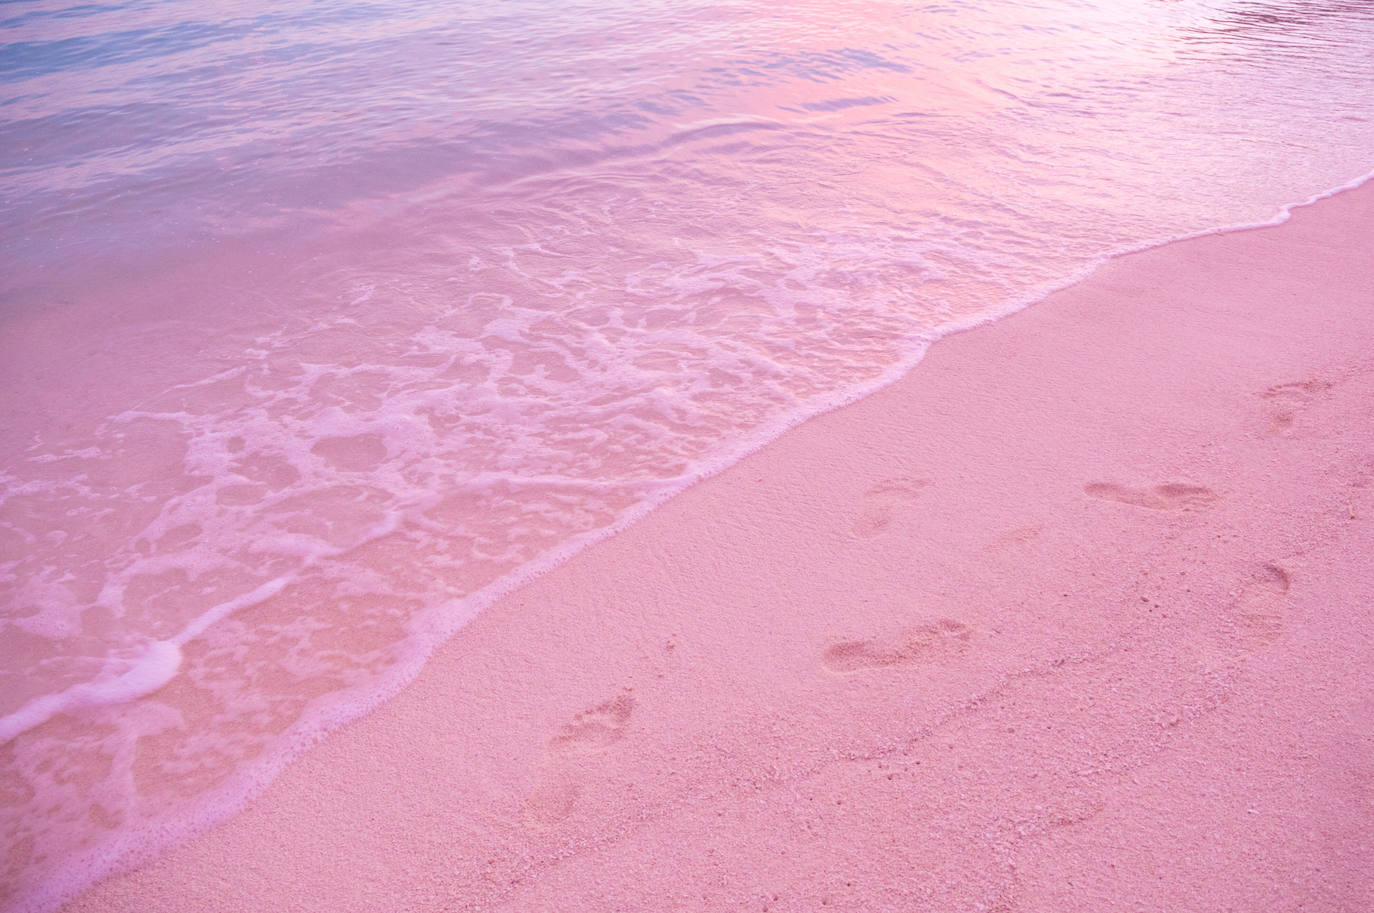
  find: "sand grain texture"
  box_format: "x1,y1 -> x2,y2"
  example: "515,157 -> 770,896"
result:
62,185 -> 1374,912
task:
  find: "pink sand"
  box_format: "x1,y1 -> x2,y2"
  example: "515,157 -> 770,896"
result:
62,184 -> 1374,911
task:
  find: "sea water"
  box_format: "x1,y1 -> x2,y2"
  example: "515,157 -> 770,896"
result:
1,0 -> 1372,909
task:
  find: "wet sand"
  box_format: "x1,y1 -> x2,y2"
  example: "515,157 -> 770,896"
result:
64,182 -> 1374,912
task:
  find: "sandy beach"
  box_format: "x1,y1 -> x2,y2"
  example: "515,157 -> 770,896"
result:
59,182 -> 1374,912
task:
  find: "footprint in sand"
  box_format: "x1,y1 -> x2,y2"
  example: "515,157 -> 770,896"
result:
1083,482 -> 1218,511
1227,563 -> 1291,653
984,524 -> 1044,553
852,477 -> 930,538
1260,379 -> 1333,435
524,694 -> 634,828
823,619 -> 971,673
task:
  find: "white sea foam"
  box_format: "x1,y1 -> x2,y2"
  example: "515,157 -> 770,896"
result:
0,642 -> 182,746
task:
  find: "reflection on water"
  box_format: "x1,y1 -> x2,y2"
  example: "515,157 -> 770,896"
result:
1175,0 -> 1374,64
1,1 -> 1372,911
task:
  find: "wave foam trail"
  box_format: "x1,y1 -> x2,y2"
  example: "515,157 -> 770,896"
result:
0,642 -> 182,747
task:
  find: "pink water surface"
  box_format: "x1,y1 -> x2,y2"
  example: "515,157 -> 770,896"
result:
2,1 -> 1373,910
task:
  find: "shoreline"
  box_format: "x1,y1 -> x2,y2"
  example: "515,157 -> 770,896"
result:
60,182 -> 1374,912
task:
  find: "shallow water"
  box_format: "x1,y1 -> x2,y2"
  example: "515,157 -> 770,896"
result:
2,0 -> 1372,909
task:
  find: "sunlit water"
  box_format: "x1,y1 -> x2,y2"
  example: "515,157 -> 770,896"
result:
2,0 -> 1372,909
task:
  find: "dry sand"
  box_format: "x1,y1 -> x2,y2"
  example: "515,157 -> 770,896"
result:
65,183 -> 1374,912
